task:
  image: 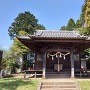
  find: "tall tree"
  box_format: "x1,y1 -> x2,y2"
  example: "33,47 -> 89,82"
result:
80,0 -> 87,26
8,11 -> 46,54
8,11 -> 46,61
66,18 -> 75,30
10,31 -> 30,56
1,49 -> 16,70
85,0 -> 90,27
75,19 -> 82,28
60,0 -> 88,30
8,11 -> 45,39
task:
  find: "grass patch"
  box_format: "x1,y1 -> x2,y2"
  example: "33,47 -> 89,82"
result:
0,78 -> 38,90
78,80 -> 90,90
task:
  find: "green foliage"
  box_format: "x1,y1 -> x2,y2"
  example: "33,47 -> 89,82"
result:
77,27 -> 90,35
35,24 -> 46,30
0,50 -> 3,67
8,11 -> 46,55
60,19 -> 82,30
81,49 -> 90,58
13,62 -> 20,69
11,38 -> 29,55
60,0 -> 88,30
10,31 -> 30,58
1,48 -> 22,70
75,19 -> 82,28
7,11 -> 46,70
60,18 -> 76,30
7,11 -> 46,71
60,0 -> 88,29
60,0 -> 90,60
80,0 -> 87,26
8,11 -> 37,39
18,30 -> 29,36
10,31 -> 30,56
66,18 -> 76,30
24,60 -> 33,69
60,26 -> 67,30
76,27 -> 90,58
1,50 -> 15,70
85,27 -> 90,35
8,11 -> 45,39
76,28 -> 86,35
86,8 -> 90,15
85,1 -> 90,27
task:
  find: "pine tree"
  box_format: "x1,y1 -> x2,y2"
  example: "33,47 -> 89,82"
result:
75,19 -> 82,28
66,18 -> 75,30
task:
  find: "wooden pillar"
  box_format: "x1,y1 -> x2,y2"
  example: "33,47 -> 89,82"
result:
57,56 -> 60,72
42,51 -> 46,79
70,52 -> 74,78
79,52 -> 81,69
34,52 -> 37,69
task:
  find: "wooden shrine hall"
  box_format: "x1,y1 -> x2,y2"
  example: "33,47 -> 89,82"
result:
17,30 -> 90,78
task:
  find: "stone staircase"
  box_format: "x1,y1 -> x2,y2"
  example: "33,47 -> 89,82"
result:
40,81 -> 79,90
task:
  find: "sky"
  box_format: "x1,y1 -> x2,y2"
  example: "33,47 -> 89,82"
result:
0,0 -> 84,50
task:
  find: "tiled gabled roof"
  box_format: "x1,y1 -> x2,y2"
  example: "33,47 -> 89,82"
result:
30,30 -> 87,39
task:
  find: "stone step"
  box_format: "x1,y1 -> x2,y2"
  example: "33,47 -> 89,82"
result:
41,81 -> 78,90
46,73 -> 71,78
42,82 -> 75,85
41,88 -> 77,90
46,75 -> 70,78
46,71 -> 70,74
41,85 -> 76,88
48,74 -> 71,76
46,73 -> 70,75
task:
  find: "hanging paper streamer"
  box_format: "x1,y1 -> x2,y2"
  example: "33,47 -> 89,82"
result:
52,56 -> 54,60
63,55 -> 65,60
48,52 -> 70,60
59,53 -> 62,58
56,54 -> 58,58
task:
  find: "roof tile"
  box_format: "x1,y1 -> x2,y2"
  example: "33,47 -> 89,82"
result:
31,30 -> 86,39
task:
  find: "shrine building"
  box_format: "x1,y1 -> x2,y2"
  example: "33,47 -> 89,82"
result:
17,30 -> 90,78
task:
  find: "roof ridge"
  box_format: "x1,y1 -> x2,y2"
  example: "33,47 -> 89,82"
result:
28,30 -> 88,39
36,30 -> 79,33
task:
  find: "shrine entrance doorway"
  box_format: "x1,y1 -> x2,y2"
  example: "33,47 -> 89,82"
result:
46,51 -> 71,72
